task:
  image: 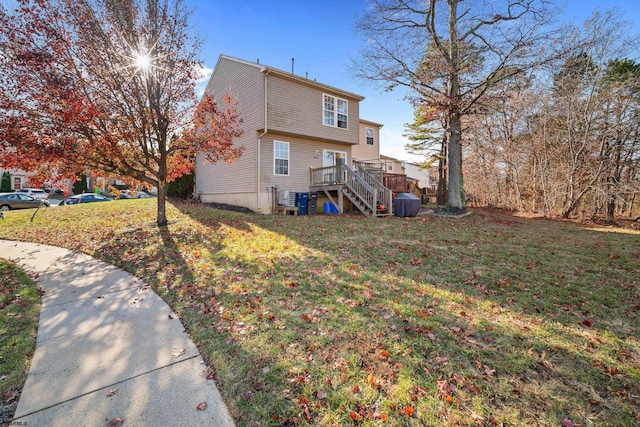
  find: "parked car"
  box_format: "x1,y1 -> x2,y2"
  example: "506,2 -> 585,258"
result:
15,188 -> 48,200
118,190 -> 135,199
61,193 -> 113,205
0,193 -> 50,211
117,190 -> 153,199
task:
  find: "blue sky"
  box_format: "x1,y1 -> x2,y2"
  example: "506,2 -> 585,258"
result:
2,0 -> 636,160
191,0 -> 640,162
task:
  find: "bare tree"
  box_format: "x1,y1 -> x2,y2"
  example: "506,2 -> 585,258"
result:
354,0 -> 557,212
462,11 -> 640,221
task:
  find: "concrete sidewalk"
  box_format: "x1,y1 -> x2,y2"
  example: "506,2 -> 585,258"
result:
1,240 -> 235,427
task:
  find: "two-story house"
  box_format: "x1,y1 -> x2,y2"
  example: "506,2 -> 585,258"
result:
195,55 -> 392,216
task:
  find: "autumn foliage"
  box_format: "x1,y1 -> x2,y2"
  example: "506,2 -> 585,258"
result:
0,0 -> 243,226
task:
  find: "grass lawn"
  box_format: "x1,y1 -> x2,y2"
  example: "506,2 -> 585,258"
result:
0,199 -> 638,426
0,260 -> 40,426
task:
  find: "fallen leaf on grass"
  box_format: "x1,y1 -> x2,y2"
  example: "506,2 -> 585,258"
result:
471,411 -> 485,421
196,401 -> 208,411
582,319 -> 593,328
436,356 -> 448,366
106,389 -> 118,397
561,419 -> 575,427
403,405 -> 414,416
367,373 -> 378,388
317,391 -> 327,399
105,417 -> 124,426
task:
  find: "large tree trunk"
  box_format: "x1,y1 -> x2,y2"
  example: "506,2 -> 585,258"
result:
447,113 -> 464,210
157,180 -> 167,227
437,133 -> 448,206
446,1 -> 465,212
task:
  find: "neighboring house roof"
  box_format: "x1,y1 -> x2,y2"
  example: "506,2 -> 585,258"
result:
380,154 -> 404,162
210,54 -> 365,102
360,119 -> 384,128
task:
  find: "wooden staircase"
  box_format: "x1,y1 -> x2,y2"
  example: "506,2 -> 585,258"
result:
309,164 -> 393,217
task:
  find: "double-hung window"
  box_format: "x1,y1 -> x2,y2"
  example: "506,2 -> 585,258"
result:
274,141 -> 289,176
366,128 -> 374,145
323,94 -> 348,129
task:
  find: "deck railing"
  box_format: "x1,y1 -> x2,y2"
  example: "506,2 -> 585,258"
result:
383,173 -> 408,193
310,165 -> 342,186
355,164 -> 392,213
343,165 -> 375,212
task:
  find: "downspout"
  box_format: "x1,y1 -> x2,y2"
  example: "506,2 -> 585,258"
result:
257,69 -> 270,211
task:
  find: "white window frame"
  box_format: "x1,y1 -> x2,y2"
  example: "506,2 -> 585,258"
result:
322,150 -> 348,167
273,140 -> 290,176
365,128 -> 374,145
323,94 -> 348,129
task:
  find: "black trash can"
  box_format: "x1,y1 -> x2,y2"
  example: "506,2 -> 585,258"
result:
308,192 -> 318,215
295,192 -> 309,215
393,193 -> 420,217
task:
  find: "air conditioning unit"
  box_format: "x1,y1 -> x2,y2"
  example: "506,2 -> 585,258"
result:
277,190 -> 296,206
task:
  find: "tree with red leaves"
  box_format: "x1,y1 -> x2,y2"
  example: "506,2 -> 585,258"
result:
0,0 -> 243,226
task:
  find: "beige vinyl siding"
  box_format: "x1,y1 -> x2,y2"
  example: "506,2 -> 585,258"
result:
195,57 -> 263,195
352,121 -> 380,163
267,75 -> 360,145
381,156 -> 405,174
259,133 -> 352,192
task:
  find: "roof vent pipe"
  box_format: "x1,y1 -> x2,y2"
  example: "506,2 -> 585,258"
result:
291,57 -> 294,74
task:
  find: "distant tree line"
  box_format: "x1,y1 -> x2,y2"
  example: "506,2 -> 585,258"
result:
462,12 -> 640,221
355,1 -> 639,221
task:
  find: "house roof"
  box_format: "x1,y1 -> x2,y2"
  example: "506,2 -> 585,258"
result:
216,54 -> 366,101
360,118 -> 384,128
380,154 -> 405,163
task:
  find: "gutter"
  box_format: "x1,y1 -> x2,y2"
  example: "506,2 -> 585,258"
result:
257,69 -> 270,211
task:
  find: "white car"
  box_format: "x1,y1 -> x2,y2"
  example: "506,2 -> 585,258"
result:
15,188 -> 48,200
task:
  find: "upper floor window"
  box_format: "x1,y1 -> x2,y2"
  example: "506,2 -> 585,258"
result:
366,128 -> 374,145
323,94 -> 347,129
274,140 -> 289,176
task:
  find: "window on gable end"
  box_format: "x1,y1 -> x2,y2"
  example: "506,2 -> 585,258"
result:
323,94 -> 347,129
366,128 -> 374,145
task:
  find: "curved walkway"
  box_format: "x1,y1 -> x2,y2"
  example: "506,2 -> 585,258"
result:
1,240 -> 235,427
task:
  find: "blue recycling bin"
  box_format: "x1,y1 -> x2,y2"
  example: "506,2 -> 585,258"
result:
323,201 -> 338,214
295,192 -> 309,215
